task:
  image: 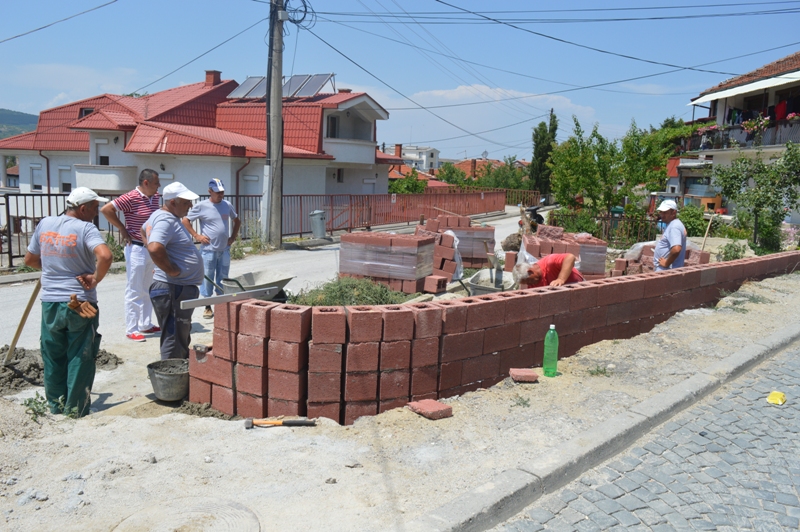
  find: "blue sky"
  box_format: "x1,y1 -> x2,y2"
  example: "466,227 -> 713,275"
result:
2,0 -> 800,160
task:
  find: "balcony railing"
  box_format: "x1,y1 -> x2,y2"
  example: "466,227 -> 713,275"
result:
690,119 -> 800,151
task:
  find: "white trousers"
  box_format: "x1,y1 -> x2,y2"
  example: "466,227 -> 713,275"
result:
124,243 -> 155,334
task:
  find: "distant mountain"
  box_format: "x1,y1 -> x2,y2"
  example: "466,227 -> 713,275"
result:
0,108 -> 38,140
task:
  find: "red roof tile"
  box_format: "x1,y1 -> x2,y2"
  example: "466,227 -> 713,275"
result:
699,50 -> 800,97
71,109 -> 138,131
375,149 -> 403,165
0,132 -> 35,150
6,165 -> 19,176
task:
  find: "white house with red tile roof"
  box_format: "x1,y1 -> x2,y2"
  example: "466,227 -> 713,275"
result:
0,71 -> 402,204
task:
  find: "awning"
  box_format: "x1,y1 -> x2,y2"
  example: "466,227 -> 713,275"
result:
689,72 -> 800,106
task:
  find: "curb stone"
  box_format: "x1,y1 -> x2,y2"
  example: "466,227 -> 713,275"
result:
406,320 -> 800,532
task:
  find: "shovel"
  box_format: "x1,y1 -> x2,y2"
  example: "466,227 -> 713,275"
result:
3,278 -> 40,366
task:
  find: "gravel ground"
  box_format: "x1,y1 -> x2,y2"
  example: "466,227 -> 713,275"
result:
1,270 -> 799,531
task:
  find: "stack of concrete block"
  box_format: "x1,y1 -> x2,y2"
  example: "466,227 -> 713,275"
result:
424,216 -> 495,269
339,232 -> 435,294
307,306 -> 345,422
521,229 -> 608,281
617,243 -> 711,276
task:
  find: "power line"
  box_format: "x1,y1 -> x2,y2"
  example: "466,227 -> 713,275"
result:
304,28 -> 525,150
414,114 -> 548,144
0,0 -> 118,44
433,0 -> 740,76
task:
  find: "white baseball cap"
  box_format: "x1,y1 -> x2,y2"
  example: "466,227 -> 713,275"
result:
66,187 -> 109,207
162,182 -> 199,201
657,199 -> 678,212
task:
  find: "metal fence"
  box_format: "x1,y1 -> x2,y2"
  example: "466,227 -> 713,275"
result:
549,211 -> 659,249
282,191 -> 506,236
3,191 -> 505,266
690,120 -> 800,151
425,185 -> 540,207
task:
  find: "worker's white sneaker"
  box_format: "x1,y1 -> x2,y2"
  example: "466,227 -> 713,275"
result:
126,332 -> 146,342
203,306 -> 213,319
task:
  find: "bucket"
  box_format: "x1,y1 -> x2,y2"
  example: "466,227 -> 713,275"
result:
147,359 -> 189,402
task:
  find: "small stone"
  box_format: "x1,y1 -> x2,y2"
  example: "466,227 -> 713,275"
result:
325,478 -> 337,484
204,456 -> 212,463
345,462 -> 362,469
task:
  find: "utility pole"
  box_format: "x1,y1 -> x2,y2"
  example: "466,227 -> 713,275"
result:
263,0 -> 285,249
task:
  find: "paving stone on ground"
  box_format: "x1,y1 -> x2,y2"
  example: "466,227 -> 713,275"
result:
493,342 -> 800,531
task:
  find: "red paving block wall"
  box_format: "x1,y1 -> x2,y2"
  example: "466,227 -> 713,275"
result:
190,253 -> 800,423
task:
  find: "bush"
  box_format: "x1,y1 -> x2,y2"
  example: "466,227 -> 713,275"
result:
677,204 -> 707,237
550,208 -> 601,237
717,241 -> 748,262
288,276 -> 418,306
105,232 -> 125,262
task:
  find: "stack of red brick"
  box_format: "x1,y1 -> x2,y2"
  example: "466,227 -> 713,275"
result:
414,226 -> 459,288
422,215 -> 496,269
339,232 -> 438,294
613,244 -> 712,276
520,228 -> 609,281
189,251 -> 800,426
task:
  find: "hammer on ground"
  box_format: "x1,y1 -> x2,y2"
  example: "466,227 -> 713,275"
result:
244,418 -> 316,429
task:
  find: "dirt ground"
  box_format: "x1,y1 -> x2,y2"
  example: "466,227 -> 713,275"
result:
1,272 -> 799,531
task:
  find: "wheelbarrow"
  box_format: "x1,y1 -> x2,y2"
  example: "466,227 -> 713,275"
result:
180,270 -> 295,310
221,270 -> 294,302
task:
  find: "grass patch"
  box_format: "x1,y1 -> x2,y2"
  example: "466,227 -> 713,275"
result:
588,365 -> 609,377
510,394 -> 530,408
288,276 -> 418,307
15,264 -> 37,274
23,391 -> 48,423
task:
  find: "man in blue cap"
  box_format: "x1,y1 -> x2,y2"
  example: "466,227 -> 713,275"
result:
181,179 -> 240,318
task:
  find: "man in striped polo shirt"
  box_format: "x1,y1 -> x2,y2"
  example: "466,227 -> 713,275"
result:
101,168 -> 161,342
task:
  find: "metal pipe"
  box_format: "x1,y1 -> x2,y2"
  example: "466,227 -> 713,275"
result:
38,151 -> 51,216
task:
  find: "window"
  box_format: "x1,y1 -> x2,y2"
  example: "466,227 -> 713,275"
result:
99,156 -> 109,166
430,152 -> 434,158
62,183 -> 72,193
336,169 -> 344,183
670,186 -> 676,193
79,108 -> 94,118
30,166 -> 43,191
327,115 -> 339,138
429,162 -> 433,169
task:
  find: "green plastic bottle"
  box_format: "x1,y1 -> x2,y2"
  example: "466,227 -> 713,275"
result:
543,324 -> 558,377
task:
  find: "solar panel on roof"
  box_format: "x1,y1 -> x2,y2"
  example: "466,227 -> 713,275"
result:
246,77 -> 268,98
283,75 -> 311,97
227,77 -> 262,99
294,74 -> 333,97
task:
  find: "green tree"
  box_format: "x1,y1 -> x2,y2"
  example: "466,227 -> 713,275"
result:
713,142 -> 800,251
388,168 -> 426,194
619,119 -> 669,201
530,110 -> 558,195
548,116 -> 624,216
474,156 -> 526,189
436,162 -> 468,187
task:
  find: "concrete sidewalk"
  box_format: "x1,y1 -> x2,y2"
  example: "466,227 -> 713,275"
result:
407,321 -> 800,532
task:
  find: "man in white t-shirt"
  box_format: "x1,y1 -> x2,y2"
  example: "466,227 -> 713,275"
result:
182,179 -> 240,319
143,182 -> 204,360
654,200 -> 687,271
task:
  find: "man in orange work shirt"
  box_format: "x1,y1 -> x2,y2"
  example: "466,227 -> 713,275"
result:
512,253 -> 584,288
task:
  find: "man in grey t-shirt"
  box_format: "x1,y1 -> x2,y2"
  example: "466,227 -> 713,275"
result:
24,187 -> 112,417
653,199 -> 687,271
182,178 -> 240,319
143,182 -> 203,360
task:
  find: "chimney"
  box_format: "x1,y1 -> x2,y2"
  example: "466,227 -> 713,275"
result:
429,168 -> 435,176
395,143 -> 402,157
205,70 -> 222,87
338,88 -> 352,93
470,158 -> 476,178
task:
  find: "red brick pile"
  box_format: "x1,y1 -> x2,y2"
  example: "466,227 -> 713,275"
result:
414,226 -> 459,287
613,244 -> 712,276
520,227 -> 608,280
339,232 -> 439,294
422,215 -> 496,269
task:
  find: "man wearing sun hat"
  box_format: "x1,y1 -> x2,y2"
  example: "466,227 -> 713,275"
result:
142,182 -> 204,360
654,199 -> 687,271
181,178 -> 240,319
23,186 -> 113,417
